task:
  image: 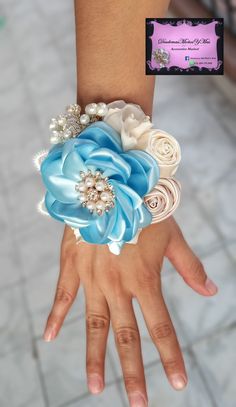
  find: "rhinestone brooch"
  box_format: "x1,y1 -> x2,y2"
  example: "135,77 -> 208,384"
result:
75,170 -> 116,216
49,102 -> 109,144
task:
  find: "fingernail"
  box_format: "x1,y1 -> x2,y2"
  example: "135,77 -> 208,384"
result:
43,326 -> 56,342
170,373 -> 187,390
129,391 -> 147,407
88,373 -> 103,394
205,278 -> 218,295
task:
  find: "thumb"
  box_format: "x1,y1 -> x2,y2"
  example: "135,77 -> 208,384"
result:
166,221 -> 218,297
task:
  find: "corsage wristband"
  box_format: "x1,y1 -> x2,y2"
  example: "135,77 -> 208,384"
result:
33,100 -> 181,255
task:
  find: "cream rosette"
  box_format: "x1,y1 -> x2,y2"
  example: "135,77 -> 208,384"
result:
143,129 -> 181,177
103,100 -> 153,151
144,178 -> 181,223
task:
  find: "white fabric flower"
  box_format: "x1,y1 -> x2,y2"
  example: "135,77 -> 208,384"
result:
103,100 -> 153,150
144,178 -> 181,223
142,129 -> 181,177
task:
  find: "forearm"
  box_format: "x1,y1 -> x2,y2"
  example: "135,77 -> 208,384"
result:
74,0 -> 170,117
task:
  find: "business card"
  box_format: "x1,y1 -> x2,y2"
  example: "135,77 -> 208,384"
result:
146,18 -> 224,75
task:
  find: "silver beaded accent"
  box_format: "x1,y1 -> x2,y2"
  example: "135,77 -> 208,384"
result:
75,169 -> 115,216
49,102 -> 108,144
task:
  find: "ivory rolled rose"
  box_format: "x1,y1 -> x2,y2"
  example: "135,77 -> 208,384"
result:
103,100 -> 153,150
142,129 -> 181,177
144,178 -> 181,223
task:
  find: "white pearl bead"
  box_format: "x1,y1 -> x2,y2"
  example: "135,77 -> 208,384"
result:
96,102 -> 108,117
96,200 -> 105,211
78,181 -> 87,192
50,135 -> 59,144
95,170 -> 102,178
57,116 -> 67,127
49,122 -> 58,130
66,105 -> 73,113
63,129 -> 72,139
100,191 -> 111,202
79,192 -> 87,202
80,114 -> 90,125
74,104 -> 81,114
66,105 -> 77,115
85,176 -> 95,188
95,180 -> 105,191
85,103 -> 97,115
87,201 -> 96,211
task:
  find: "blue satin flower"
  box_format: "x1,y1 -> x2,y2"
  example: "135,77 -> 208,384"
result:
40,121 -> 159,254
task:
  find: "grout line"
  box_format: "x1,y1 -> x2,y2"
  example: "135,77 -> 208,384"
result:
206,98 -> 236,143
0,172 -> 49,406
33,312 -> 85,342
184,172 -> 236,268
57,379 -> 124,407
188,348 -> 219,407
159,270 -> 236,407
0,277 -> 23,292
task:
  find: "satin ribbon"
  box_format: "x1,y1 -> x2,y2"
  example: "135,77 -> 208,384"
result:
144,178 -> 181,223
145,129 -> 181,177
40,121 -> 159,254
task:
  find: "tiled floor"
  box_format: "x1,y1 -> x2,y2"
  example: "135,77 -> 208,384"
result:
0,1 -> 236,406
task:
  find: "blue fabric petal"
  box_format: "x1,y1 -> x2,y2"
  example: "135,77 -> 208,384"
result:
61,138 -> 79,166
44,191 -> 64,223
110,186 -> 139,241
40,148 -> 62,175
62,150 -> 88,181
85,148 -> 131,182
121,153 -> 148,197
41,157 -> 78,203
79,219 -> 110,244
95,206 -> 117,238
74,139 -> 99,160
79,121 -> 122,153
111,180 -> 143,210
107,205 -> 127,241
127,150 -> 160,193
136,203 -> 152,228
41,120 -> 158,252
50,200 -> 95,227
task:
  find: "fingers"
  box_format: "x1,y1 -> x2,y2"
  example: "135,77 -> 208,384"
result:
85,287 -> 110,395
108,294 -> 148,407
166,220 -> 218,296
43,254 -> 80,341
137,273 -> 187,391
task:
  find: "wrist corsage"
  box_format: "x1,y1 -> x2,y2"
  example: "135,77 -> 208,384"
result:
33,100 -> 181,255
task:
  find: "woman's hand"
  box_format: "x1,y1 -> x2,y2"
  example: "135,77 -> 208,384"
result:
43,217 -> 218,407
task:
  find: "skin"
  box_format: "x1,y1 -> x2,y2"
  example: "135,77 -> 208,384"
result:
43,1 -> 218,406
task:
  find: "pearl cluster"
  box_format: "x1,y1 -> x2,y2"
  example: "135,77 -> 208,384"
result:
75,170 -> 116,216
49,102 -> 108,144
